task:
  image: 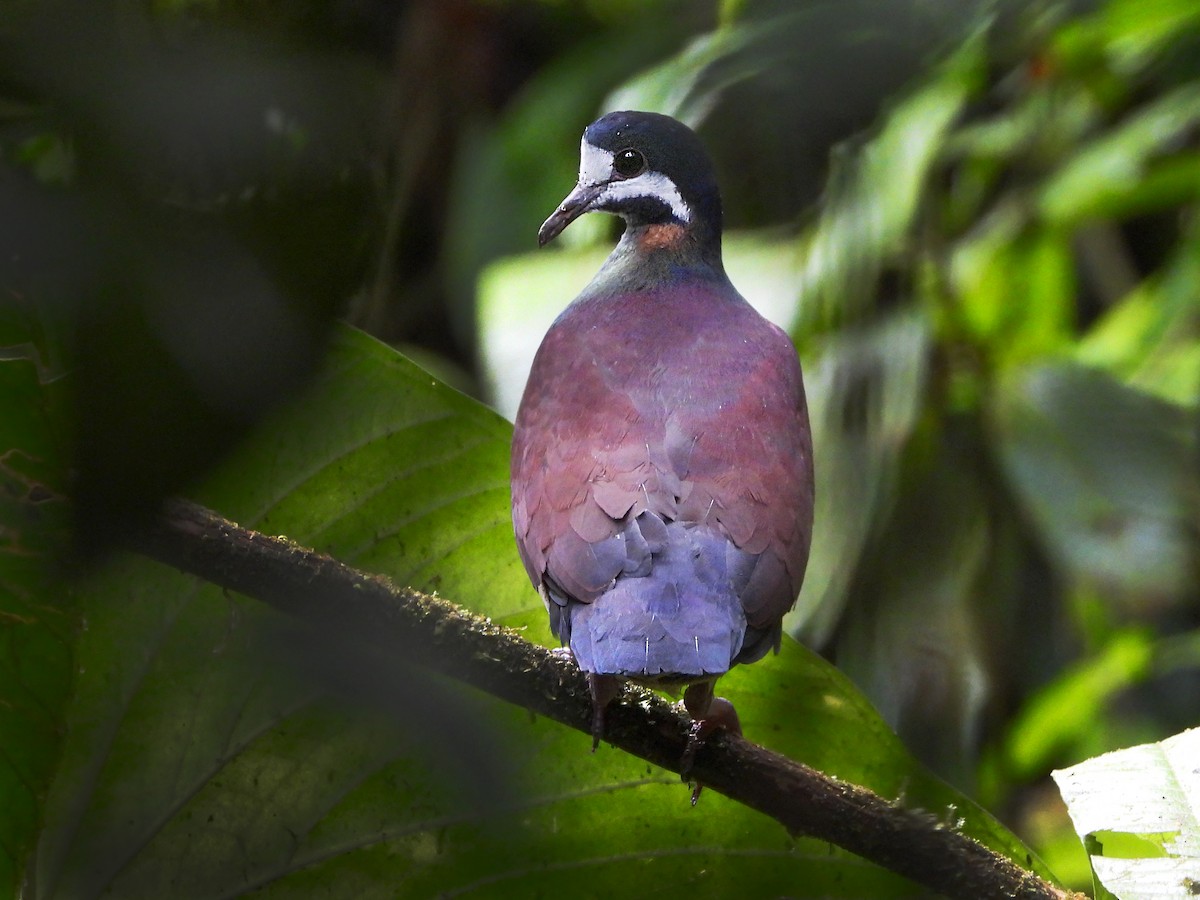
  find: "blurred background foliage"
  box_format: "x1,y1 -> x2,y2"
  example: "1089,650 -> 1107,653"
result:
2,0 -> 1198,895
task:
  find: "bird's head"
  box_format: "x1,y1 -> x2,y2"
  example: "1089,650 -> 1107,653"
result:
538,111 -> 722,248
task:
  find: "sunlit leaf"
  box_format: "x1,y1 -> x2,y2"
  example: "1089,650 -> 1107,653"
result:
1053,727 -> 1200,900
1078,233 -> 1200,406
950,209 -> 1075,364
1055,0 -> 1200,75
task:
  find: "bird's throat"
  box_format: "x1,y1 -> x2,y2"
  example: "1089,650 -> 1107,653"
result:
636,222 -> 688,251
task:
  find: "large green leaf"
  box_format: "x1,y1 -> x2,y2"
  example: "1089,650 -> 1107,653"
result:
16,326 -> 1052,897
1055,0 -> 1200,76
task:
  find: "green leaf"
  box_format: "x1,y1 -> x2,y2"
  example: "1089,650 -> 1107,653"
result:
1053,727 -> 1200,900
16,325 -> 1052,896
603,0 -> 964,128
992,362 -> 1196,605
200,329 -> 525,616
786,310 -> 930,646
0,310 -> 75,896
1040,83 -> 1200,225
949,210 -> 1076,364
1056,0 -> 1200,76
1086,831 -> 1177,861
795,31 -> 985,329
1077,231 -> 1200,406
1003,630 -> 1155,779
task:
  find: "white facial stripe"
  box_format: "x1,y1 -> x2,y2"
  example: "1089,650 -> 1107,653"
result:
579,139 -> 611,186
600,173 -> 691,223
578,138 -> 692,224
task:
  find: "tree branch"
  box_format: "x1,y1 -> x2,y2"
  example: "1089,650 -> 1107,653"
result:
127,497 -> 1081,900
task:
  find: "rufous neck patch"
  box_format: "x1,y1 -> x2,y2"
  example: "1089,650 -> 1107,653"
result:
638,223 -> 687,250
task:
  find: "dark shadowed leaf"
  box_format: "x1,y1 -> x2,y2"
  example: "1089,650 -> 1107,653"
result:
833,432 -> 993,789
607,1 -> 987,225
0,309 -> 75,895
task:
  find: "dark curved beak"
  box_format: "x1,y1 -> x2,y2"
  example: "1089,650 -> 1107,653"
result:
537,181 -> 606,247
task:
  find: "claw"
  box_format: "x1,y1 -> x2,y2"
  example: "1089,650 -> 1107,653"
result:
680,681 -> 741,804
587,673 -> 621,751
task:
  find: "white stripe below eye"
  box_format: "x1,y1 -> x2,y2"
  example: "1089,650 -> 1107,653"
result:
578,138 -> 692,224
602,173 -> 691,223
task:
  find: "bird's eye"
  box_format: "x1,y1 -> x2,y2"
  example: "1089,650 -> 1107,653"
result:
613,148 -> 646,178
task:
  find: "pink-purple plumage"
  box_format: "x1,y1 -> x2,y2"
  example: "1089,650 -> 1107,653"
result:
511,111 -> 813,749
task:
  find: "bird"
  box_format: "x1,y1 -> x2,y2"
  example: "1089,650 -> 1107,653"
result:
510,110 -> 814,763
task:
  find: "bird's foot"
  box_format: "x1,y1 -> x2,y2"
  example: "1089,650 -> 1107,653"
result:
586,673 -> 621,752
680,682 -> 741,805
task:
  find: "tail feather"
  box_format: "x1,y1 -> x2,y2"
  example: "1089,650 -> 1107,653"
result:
566,521 -> 748,678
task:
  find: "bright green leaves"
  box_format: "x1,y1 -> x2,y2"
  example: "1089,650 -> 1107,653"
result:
1055,0 -> 1200,75
1078,229 -> 1200,406
1054,727 -> 1200,899
1040,82 -> 1200,225
951,218 -> 1077,367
